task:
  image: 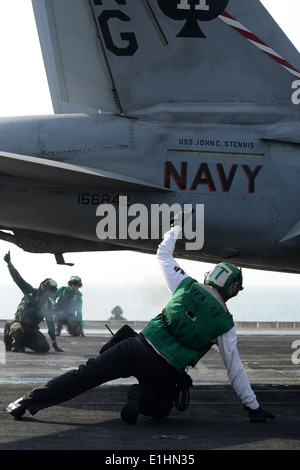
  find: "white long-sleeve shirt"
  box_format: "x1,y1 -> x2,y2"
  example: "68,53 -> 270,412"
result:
157,225 -> 259,410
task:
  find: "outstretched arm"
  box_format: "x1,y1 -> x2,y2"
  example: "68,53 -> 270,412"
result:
156,225 -> 189,295
217,328 -> 275,421
4,252 -> 35,296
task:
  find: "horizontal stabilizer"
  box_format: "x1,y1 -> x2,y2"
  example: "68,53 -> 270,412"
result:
262,124 -> 300,145
0,151 -> 169,192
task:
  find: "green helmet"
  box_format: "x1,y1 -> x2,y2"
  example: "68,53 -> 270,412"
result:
204,262 -> 243,299
68,276 -> 82,287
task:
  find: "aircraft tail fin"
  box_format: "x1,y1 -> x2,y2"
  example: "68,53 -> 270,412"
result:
32,0 -> 120,114
32,0 -> 300,121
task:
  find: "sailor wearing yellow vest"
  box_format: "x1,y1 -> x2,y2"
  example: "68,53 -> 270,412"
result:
6,213 -> 275,424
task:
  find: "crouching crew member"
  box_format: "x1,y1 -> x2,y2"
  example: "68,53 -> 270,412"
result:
52,276 -> 84,337
6,213 -> 274,424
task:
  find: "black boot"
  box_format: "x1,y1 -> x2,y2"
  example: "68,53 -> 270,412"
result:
6,399 -> 27,420
121,384 -> 144,425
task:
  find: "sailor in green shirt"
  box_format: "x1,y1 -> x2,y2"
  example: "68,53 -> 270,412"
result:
108,305 -> 127,321
3,252 -> 63,353
51,276 -> 84,337
6,214 -> 275,424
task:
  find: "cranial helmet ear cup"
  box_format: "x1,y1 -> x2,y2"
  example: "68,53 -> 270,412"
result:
226,281 -> 239,299
226,271 -> 244,299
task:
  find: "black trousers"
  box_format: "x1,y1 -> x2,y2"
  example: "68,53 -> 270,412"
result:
21,336 -> 180,418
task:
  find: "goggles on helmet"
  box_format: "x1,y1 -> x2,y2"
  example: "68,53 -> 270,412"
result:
39,278 -> 58,293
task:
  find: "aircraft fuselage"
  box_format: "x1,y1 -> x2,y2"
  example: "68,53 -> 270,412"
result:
0,112 -> 299,273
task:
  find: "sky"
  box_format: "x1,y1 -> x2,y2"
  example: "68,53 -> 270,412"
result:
0,0 -> 299,291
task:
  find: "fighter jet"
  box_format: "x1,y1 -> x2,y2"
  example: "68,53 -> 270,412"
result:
0,0 -> 299,273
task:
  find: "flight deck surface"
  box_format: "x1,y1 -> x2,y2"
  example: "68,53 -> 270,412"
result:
0,325 -> 299,451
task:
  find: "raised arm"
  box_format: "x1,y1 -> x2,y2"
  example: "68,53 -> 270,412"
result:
156,225 -> 189,295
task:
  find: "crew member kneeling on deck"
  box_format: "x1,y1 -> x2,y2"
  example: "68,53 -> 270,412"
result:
3,252 -> 63,353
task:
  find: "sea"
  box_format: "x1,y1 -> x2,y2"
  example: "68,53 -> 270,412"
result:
1,283 -> 299,323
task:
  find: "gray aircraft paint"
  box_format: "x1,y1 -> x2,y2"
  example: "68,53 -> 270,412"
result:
0,0 -> 299,274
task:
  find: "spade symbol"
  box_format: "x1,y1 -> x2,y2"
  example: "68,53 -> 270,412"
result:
158,0 -> 229,38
